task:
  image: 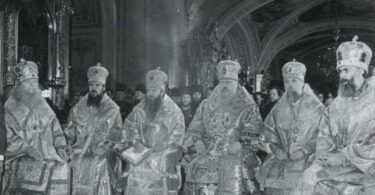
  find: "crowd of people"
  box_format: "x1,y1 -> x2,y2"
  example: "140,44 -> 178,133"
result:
0,35 -> 374,195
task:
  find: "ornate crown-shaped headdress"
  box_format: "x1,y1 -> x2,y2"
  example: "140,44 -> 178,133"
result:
146,67 -> 168,90
217,58 -> 241,81
282,59 -> 306,81
87,62 -> 109,85
336,35 -> 372,72
14,58 -> 39,85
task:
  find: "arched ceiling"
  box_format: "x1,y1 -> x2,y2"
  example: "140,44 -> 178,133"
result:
187,0 -> 375,74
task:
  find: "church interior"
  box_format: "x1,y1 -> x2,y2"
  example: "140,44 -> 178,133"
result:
3,1 -> 375,195
1,0 -> 375,116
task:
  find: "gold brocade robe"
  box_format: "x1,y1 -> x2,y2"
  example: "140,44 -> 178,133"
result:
123,95 -> 185,195
2,96 -> 70,195
294,77 -> 375,195
256,84 -> 325,194
183,86 -> 263,195
65,94 -> 123,195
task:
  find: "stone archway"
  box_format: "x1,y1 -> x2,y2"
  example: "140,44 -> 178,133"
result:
257,19 -> 375,72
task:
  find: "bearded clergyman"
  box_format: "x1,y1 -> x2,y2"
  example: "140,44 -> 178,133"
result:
293,36 -> 375,194
122,68 -> 185,195
183,59 -> 263,195
256,59 -> 325,195
2,59 -> 70,195
65,63 -> 123,195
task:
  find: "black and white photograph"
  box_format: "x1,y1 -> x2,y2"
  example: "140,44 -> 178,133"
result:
0,0 -> 375,194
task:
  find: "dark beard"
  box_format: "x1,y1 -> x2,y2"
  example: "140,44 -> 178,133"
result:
87,92 -> 104,107
145,94 -> 164,120
338,79 -> 356,97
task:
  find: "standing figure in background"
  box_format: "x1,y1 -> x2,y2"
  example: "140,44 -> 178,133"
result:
170,87 -> 182,106
65,63 -> 123,195
134,84 -> 146,104
257,59 -> 325,195
183,59 -> 263,195
180,87 -> 194,128
114,89 -> 126,119
179,87 -> 195,195
253,92 -> 267,120
2,60 -> 70,195
190,84 -> 204,113
263,87 -> 282,117
294,36 -> 375,195
122,68 -> 185,195
123,88 -> 136,118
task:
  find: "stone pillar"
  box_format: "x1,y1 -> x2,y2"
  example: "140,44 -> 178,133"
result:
3,3 -> 18,97
51,0 -> 73,109
0,10 -> 4,99
101,0 -> 117,91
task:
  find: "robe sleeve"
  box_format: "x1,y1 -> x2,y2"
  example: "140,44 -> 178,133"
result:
167,110 -> 185,147
108,111 -> 123,143
123,107 -> 143,144
261,106 -> 284,154
50,116 -> 68,150
315,109 -> 336,155
341,119 -> 375,176
5,111 -> 31,159
182,101 -> 206,149
164,109 -> 185,176
296,108 -> 324,156
64,109 -> 77,145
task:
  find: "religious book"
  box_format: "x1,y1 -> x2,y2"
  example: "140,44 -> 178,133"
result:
119,145 -> 153,165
